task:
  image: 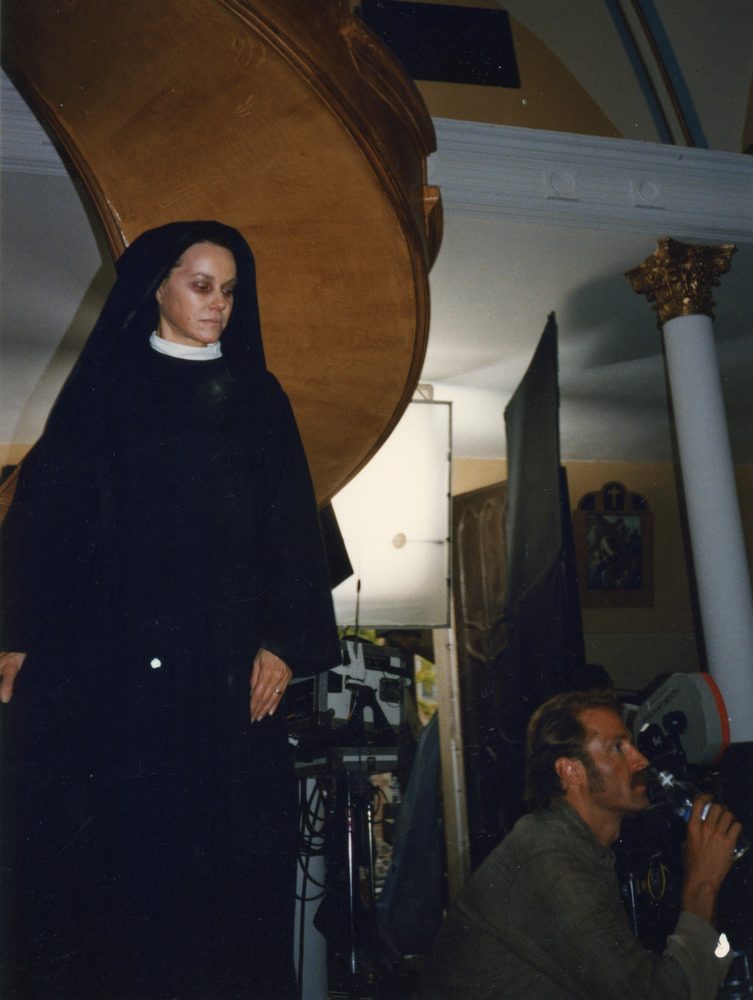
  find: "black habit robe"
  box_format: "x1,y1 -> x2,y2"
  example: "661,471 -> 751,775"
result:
0,221 -> 341,999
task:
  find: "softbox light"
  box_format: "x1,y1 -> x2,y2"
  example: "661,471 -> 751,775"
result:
332,400 -> 451,629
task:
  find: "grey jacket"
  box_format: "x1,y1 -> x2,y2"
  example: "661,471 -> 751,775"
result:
416,800 -> 731,999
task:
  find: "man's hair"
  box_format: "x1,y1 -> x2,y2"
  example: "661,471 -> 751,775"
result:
525,689 -> 624,810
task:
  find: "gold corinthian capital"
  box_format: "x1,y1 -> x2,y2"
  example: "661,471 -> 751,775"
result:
626,237 -> 736,326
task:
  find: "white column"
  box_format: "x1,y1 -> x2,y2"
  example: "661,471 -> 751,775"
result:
628,237 -> 753,743
662,314 -> 753,741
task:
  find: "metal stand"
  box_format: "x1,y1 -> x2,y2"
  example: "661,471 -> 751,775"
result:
306,748 -> 396,1000
292,645 -> 408,998
343,769 -> 380,999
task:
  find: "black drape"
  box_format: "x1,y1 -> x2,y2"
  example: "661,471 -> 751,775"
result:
504,314 -> 585,715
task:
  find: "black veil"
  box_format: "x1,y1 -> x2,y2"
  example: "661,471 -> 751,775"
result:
46,220 -> 267,429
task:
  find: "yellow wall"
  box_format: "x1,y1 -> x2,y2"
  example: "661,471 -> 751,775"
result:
1,444 -> 31,469
453,457 -> 753,693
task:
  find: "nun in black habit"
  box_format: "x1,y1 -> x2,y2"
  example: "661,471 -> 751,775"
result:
0,221 -> 341,999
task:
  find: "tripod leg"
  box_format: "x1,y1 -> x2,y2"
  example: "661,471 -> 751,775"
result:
345,778 -> 359,997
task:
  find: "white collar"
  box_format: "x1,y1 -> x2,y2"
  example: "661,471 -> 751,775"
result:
149,331 -> 222,361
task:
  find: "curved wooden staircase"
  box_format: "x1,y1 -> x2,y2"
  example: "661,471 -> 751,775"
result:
2,0 -> 441,506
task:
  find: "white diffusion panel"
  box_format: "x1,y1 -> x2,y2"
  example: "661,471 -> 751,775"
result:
332,400 -> 451,628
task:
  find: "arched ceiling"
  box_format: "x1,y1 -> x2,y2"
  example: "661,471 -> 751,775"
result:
406,0 -> 753,152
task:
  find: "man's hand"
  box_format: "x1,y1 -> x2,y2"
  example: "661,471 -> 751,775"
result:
681,794 -> 741,925
0,651 -> 27,704
250,648 -> 292,723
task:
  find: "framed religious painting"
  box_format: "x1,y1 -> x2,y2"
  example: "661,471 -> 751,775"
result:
573,481 -> 654,608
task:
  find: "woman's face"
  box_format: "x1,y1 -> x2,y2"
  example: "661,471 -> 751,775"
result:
155,241 -> 237,347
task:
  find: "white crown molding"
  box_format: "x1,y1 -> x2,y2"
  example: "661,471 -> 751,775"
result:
429,117 -> 753,244
4,69 -> 753,245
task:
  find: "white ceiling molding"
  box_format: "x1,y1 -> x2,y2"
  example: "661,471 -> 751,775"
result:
429,117 -> 753,244
5,66 -> 752,247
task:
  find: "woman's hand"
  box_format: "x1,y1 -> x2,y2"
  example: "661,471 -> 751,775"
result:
0,651 -> 27,704
250,648 -> 292,723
